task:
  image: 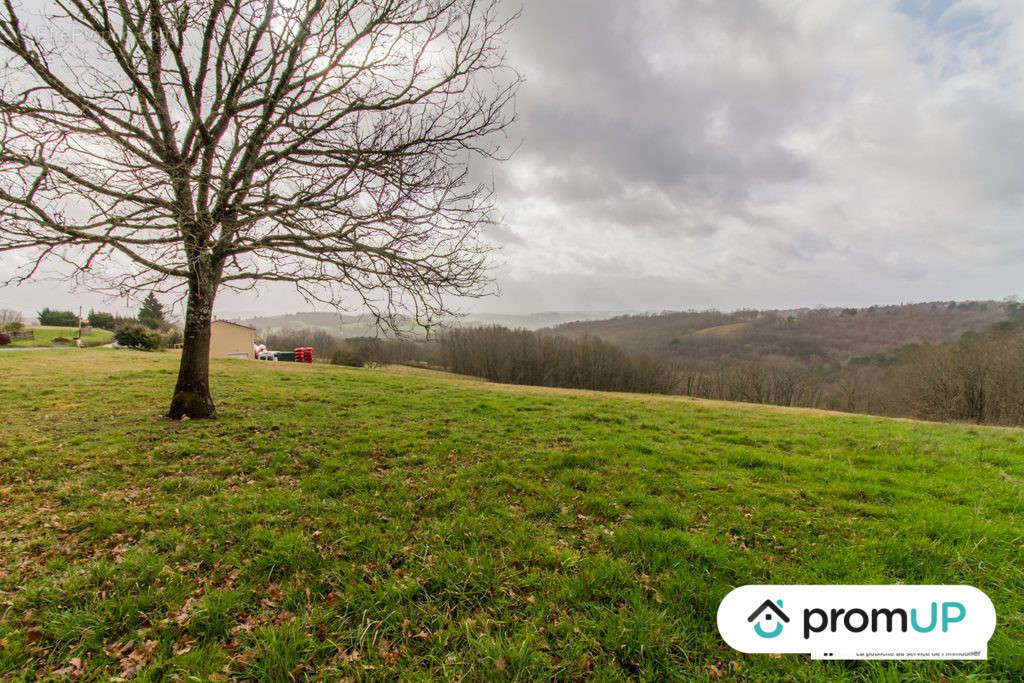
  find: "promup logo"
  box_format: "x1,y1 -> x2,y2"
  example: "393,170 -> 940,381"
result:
718,585 -> 996,660
748,599 -> 789,638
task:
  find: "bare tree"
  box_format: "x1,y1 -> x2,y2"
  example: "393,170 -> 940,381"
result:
0,307 -> 23,326
0,0 -> 518,417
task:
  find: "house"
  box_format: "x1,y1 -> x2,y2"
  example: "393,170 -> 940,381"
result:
209,319 -> 255,359
747,599 -> 789,638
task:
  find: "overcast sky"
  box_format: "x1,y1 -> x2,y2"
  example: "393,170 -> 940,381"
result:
2,0 -> 1023,318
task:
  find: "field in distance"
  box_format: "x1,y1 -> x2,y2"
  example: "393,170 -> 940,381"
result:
1,351 -> 1021,679
4,325 -> 114,348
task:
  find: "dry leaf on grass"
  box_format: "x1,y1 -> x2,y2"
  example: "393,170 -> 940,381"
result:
51,657 -> 84,680
272,610 -> 296,625
378,640 -> 400,664
117,640 -> 158,679
230,614 -> 257,635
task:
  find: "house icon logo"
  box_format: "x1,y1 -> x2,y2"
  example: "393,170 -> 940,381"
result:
748,599 -> 789,638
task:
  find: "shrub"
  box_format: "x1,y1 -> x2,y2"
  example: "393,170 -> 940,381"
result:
37,308 -> 79,326
162,328 -> 184,347
0,308 -> 22,328
4,321 -> 24,333
88,310 -> 118,330
115,323 -> 164,350
330,346 -> 366,367
0,332 -> 10,346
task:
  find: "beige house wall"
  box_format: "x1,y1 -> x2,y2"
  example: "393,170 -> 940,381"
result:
209,320 -> 254,358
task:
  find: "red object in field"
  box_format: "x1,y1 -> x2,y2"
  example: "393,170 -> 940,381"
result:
305,347 -> 314,363
293,347 -> 306,363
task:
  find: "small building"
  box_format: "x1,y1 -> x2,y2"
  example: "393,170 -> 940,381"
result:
209,319 -> 255,359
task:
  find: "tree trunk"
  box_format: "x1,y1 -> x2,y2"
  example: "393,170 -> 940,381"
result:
169,279 -> 217,419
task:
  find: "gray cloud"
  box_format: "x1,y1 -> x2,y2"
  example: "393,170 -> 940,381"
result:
3,0 -> 1024,317
467,0 -> 1024,313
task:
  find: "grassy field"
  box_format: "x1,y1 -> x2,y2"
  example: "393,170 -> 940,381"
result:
6,326 -> 114,348
1,351 -> 1022,680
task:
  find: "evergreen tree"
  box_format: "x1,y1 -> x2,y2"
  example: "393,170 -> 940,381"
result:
137,293 -> 165,330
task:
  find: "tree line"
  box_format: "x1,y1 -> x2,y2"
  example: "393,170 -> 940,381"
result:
268,325 -> 675,393
439,327 -> 676,393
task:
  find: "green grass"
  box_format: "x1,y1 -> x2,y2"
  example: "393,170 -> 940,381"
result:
1,350 -> 1022,680
6,326 -> 114,348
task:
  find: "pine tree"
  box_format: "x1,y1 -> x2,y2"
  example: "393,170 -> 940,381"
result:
138,293 -> 165,330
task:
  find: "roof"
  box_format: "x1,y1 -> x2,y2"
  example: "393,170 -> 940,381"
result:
211,319 -> 256,331
747,599 -> 789,622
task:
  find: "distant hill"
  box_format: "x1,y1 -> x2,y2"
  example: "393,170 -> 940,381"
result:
235,311 -> 382,336
239,311 -> 348,329
548,301 -> 1018,364
238,310 -> 636,335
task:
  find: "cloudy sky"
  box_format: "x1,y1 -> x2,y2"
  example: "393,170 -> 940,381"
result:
2,0 -> 1023,317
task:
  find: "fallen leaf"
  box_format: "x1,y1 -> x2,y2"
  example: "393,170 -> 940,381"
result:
230,614 -> 256,635
51,656 -> 84,679
172,637 -> 195,656
119,640 -> 158,678
272,610 -> 296,625
378,640 -> 400,665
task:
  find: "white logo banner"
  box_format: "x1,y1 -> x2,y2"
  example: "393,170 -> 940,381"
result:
717,585 -> 996,660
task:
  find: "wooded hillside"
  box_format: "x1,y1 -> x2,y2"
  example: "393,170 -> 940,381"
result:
550,301 -> 1015,364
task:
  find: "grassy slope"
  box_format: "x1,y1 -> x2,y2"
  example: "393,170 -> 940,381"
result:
1,351 -> 1022,681
7,326 -> 114,348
